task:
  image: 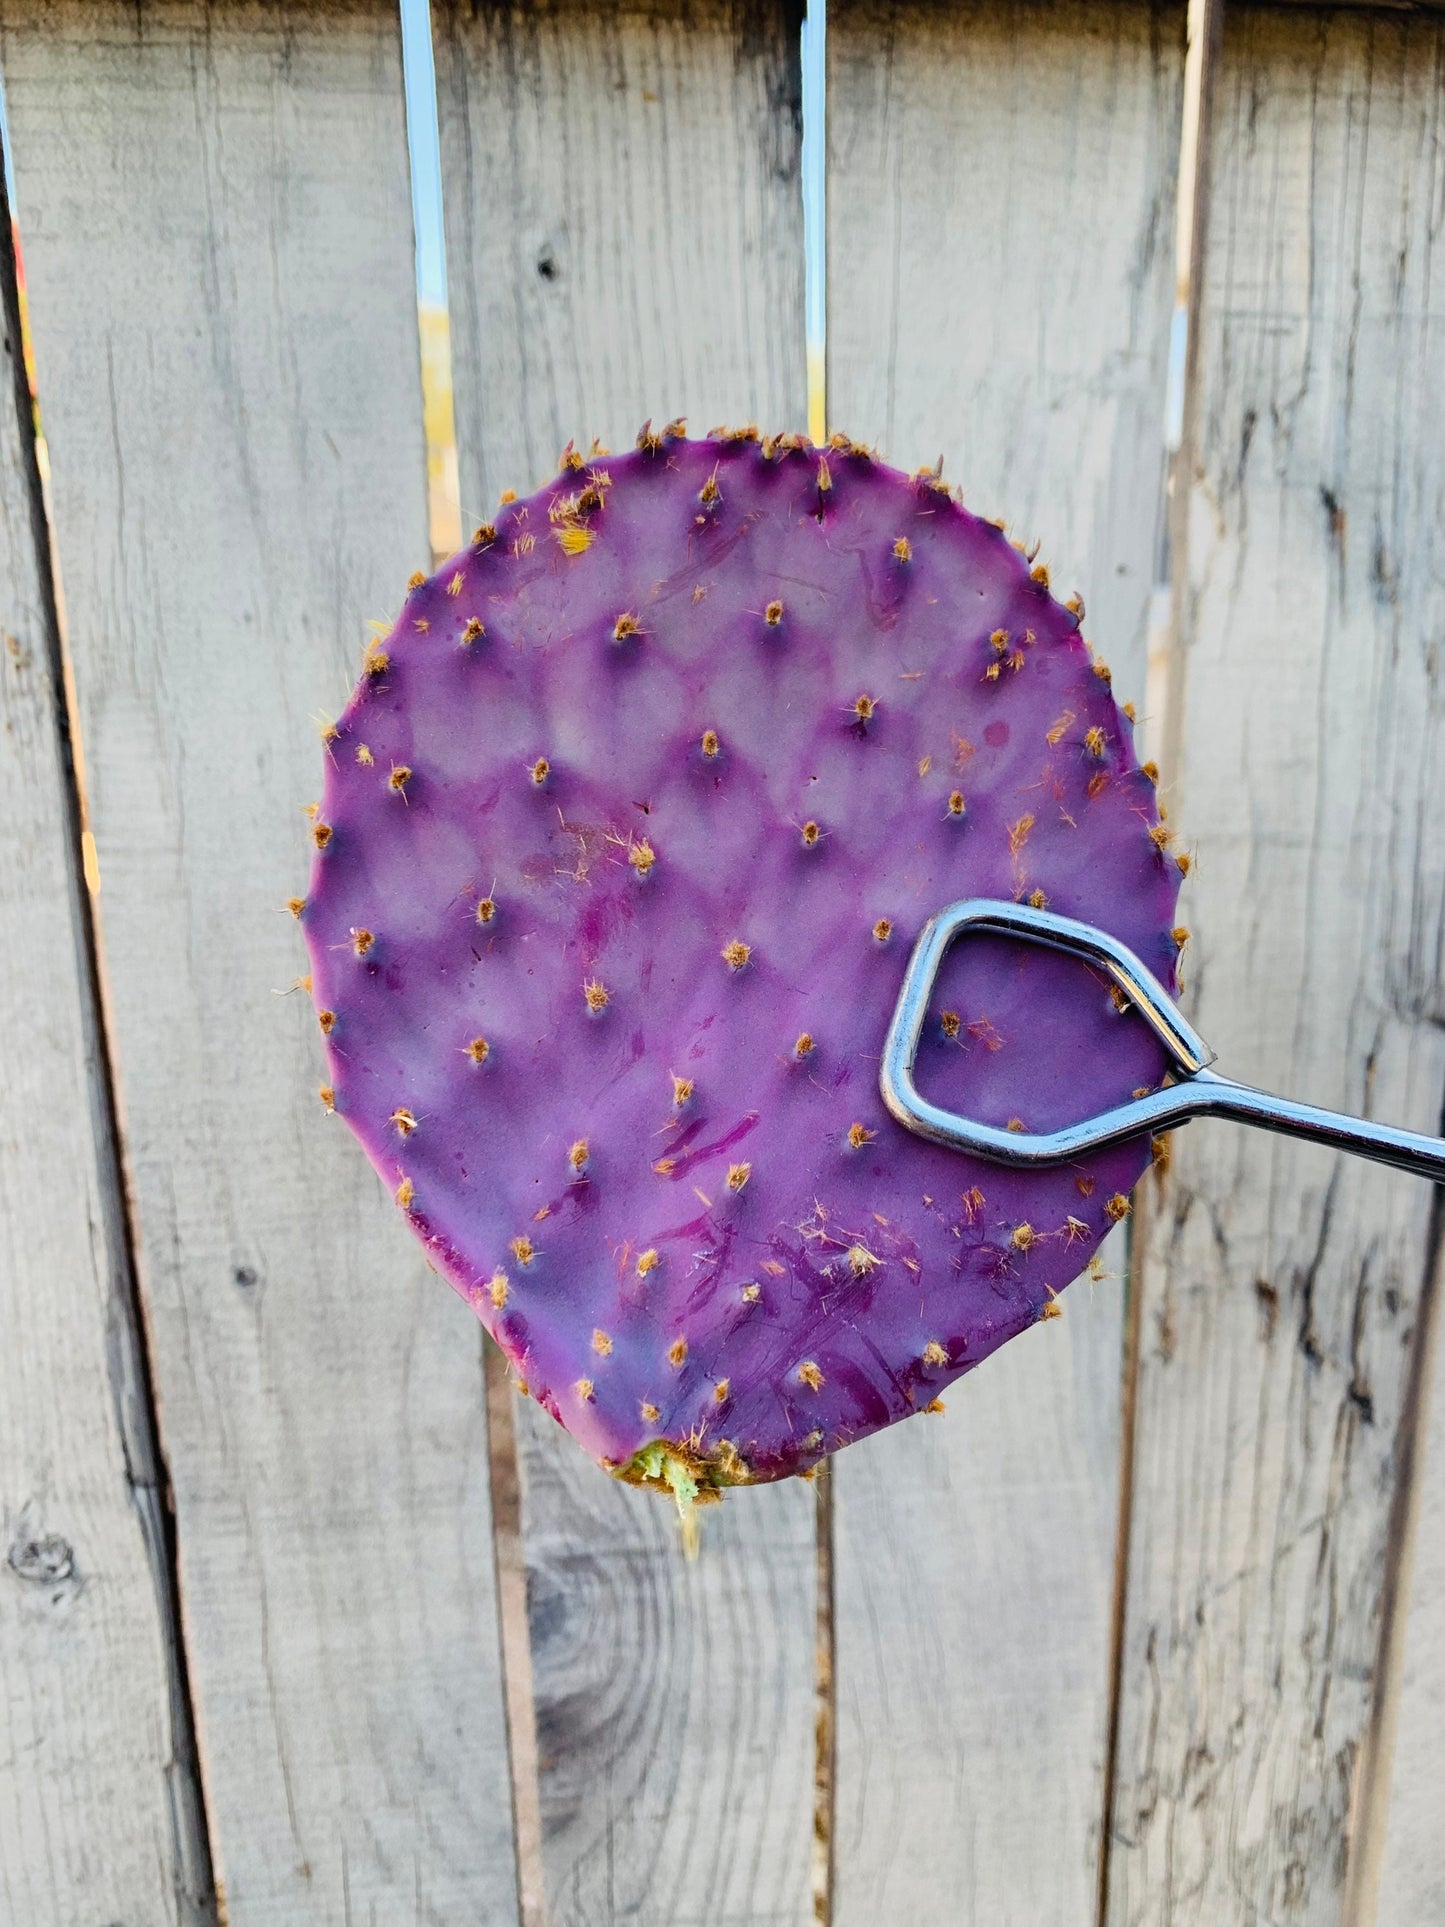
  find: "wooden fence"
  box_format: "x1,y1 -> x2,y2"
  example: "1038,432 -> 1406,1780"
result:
2,1 -> 1442,1922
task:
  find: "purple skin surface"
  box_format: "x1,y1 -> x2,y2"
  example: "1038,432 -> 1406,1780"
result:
302,429 -> 1184,1494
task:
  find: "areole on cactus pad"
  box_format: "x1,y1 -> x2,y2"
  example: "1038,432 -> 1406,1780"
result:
299,426 -> 1185,1504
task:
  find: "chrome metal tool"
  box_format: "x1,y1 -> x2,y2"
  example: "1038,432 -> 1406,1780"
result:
881,898 -> 1445,1183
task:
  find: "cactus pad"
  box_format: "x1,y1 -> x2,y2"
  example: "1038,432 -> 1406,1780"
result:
303,429 -> 1183,1495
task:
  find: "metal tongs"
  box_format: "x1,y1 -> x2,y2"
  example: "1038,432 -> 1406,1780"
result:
881,899 -> 1445,1183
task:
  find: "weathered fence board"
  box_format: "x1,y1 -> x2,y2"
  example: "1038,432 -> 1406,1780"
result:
0,196 -> 202,1927
0,4 -> 519,1921
1377,1245 -> 1445,1922
432,5 -> 817,1921
1108,10 -> 1445,1923
824,4 -> 1182,1919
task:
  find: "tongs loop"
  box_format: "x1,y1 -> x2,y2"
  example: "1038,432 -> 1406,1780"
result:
880,899 -> 1445,1183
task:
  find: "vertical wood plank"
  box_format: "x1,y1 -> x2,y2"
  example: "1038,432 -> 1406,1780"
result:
1,5 -> 520,1920
1108,13 -> 1445,1924
433,6 -> 817,1922
824,5 -> 1182,1921
0,194 -> 204,1927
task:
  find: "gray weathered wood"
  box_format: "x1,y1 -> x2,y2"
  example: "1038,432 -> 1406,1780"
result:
825,4 -> 1182,1920
435,0 -> 809,502
434,5 -> 817,1921
0,4 -> 519,1919
514,1399 -> 819,1924
1376,1228 -> 1445,1924
0,183 -> 207,1927
1108,12 -> 1445,1923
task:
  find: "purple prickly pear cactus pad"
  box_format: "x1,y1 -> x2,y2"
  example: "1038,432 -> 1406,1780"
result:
302,428 -> 1185,1498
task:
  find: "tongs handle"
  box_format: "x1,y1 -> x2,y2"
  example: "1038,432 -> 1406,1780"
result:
1178,1068 -> 1445,1182
880,900 -> 1445,1184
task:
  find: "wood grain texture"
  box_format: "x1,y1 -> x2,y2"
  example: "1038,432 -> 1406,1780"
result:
1376,1224 -> 1445,1924
433,6 -> 816,1922
515,1397 -> 818,1926
825,5 -> 1182,1920
0,5 -> 519,1920
0,183 -> 206,1927
1107,12 -> 1445,1924
434,0 -> 808,502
